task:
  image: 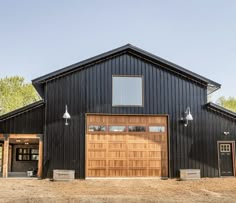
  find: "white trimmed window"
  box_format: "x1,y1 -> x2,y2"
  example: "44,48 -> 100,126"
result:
112,76 -> 143,106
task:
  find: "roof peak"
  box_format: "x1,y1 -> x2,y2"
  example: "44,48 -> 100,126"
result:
32,44 -> 221,96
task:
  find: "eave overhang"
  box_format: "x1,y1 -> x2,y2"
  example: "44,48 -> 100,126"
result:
0,100 -> 44,122
206,102 -> 236,120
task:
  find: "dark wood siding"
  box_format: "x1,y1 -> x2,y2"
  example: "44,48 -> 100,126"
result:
0,105 -> 44,134
43,53 -> 236,178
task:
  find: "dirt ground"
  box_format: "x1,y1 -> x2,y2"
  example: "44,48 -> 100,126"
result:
0,178 -> 236,203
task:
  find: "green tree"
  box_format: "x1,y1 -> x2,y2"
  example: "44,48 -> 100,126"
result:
0,76 -> 40,115
216,96 -> 236,112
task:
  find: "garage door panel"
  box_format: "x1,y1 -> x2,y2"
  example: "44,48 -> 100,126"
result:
149,160 -> 161,167
88,160 -> 106,167
87,134 -> 106,141
128,143 -> 147,150
108,169 -> 127,176
88,169 -> 106,177
88,151 -> 106,158
128,169 -> 148,176
129,160 -> 148,167
108,134 -> 126,141
148,144 -> 161,150
108,151 -> 126,158
127,134 -> 148,141
149,151 -> 161,158
108,160 -> 127,167
86,115 -> 168,177
108,143 -> 126,149
149,169 -> 161,176
127,116 -> 147,124
128,151 -> 147,158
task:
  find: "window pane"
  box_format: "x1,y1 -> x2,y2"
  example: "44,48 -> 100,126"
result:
109,126 -> 126,132
23,155 -> 30,160
88,125 -> 106,132
113,76 -> 143,106
31,149 -> 39,154
128,126 -> 146,132
220,144 -> 231,152
23,149 -> 29,154
149,126 -> 165,132
31,155 -> 39,160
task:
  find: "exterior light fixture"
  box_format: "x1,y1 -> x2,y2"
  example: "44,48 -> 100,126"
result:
63,105 -> 71,126
223,131 -> 230,136
181,107 -> 193,127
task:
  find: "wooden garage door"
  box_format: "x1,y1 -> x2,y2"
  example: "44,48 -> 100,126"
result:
86,115 -> 168,177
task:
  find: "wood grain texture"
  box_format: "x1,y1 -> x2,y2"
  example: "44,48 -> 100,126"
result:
3,137 -> 9,178
37,139 -> 43,178
86,115 -> 168,177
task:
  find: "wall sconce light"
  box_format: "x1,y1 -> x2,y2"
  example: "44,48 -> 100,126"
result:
223,131 -> 230,136
181,107 -> 193,127
63,105 -> 71,126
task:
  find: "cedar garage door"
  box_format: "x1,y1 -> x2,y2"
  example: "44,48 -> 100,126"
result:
86,115 -> 168,177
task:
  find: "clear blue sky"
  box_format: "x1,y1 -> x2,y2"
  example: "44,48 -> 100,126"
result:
0,0 -> 235,101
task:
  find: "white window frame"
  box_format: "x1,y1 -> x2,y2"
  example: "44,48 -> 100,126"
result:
112,75 -> 144,107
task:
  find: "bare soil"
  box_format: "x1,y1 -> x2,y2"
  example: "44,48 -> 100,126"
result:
0,178 -> 236,203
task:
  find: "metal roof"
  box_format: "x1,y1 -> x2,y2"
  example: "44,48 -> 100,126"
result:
32,44 -> 221,96
206,102 -> 236,119
0,100 -> 44,121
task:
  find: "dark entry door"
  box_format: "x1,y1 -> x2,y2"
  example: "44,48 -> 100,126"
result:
219,143 -> 234,176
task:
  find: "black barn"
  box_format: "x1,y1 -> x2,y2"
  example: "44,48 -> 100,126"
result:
0,44 -> 235,179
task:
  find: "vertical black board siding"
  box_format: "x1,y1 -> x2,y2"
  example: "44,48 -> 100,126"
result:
42,53 -> 236,178
0,105 -> 44,134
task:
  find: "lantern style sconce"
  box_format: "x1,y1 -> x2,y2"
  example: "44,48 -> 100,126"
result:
181,107 -> 193,127
63,105 -> 71,126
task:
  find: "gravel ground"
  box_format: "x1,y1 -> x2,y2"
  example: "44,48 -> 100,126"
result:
0,178 -> 236,203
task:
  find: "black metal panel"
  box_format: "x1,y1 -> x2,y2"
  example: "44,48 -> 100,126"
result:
43,53 -> 236,179
0,104 -> 44,134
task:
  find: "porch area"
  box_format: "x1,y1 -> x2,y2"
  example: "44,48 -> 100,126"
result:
0,134 -> 43,178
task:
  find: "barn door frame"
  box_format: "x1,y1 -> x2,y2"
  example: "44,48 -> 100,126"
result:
217,141 -> 235,177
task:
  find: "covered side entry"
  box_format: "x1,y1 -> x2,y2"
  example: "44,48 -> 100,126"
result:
0,101 -> 44,178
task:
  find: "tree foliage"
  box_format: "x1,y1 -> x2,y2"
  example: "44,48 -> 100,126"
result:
216,96 -> 236,112
0,76 -> 40,115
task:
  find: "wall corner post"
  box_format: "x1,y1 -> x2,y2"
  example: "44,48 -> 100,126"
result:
3,134 -> 9,178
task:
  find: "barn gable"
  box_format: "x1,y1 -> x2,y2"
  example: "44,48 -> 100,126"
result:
32,44 -> 220,98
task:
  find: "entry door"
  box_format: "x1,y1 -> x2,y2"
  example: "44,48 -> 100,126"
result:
219,143 -> 234,176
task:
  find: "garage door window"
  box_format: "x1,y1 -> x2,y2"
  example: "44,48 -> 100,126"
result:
128,126 -> 146,132
112,76 -> 143,106
149,126 -> 165,132
88,125 -> 106,132
109,126 -> 126,132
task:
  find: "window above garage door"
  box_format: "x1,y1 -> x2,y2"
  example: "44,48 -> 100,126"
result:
112,76 -> 143,106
